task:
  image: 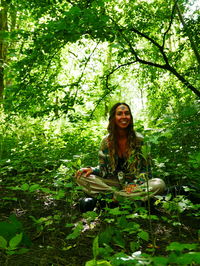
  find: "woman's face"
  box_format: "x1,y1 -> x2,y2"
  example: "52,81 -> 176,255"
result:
115,105 -> 131,129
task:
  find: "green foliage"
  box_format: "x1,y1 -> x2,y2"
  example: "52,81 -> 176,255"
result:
2,0 -> 200,117
0,215 -> 31,256
66,222 -> 84,240
165,242 -> 200,266
0,112 -> 199,264
0,2 -> 199,265
0,116 -> 103,187
166,242 -> 198,252
145,102 -> 200,192
188,151 -> 200,169
0,233 -> 29,255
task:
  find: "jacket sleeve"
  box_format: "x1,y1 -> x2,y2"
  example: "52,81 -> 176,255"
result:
91,137 -> 110,178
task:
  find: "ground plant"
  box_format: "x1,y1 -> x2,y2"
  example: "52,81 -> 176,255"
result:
0,113 -> 199,265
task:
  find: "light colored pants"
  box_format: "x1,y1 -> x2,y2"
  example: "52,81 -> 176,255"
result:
76,175 -> 166,201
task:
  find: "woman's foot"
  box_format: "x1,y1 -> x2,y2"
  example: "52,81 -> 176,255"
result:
79,197 -> 97,213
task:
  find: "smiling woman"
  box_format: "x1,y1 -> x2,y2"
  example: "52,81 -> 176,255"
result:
75,102 -> 166,210
114,104 -> 131,129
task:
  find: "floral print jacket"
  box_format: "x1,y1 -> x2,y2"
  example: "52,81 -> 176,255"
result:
91,133 -> 151,185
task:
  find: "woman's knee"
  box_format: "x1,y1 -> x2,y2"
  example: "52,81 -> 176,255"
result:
149,178 -> 166,194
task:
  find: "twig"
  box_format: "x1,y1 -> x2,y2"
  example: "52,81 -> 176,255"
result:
162,0 -> 178,49
72,41 -> 101,104
112,19 -> 200,97
90,60 -> 136,118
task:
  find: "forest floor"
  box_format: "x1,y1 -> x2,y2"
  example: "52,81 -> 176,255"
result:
0,183 -> 199,266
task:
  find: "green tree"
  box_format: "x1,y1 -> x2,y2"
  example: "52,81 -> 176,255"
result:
1,0 -> 200,116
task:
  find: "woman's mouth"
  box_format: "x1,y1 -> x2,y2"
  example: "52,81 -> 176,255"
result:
120,120 -> 128,125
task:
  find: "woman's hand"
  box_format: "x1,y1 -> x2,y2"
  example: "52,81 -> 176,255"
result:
124,184 -> 137,193
76,168 -> 92,179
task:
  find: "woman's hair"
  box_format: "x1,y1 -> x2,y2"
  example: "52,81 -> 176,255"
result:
107,103 -> 140,169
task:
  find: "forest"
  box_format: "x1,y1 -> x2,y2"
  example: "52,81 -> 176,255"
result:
0,0 -> 200,265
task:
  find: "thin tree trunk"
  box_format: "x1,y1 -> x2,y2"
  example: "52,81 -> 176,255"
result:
175,2 -> 200,66
104,44 -> 112,118
0,1 -> 8,100
0,10 -> 4,100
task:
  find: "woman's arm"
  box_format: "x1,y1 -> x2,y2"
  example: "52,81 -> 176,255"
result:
91,136 -> 110,178
76,136 -> 110,178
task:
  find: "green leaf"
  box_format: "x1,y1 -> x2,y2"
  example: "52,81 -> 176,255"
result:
141,144 -> 151,161
85,259 -> 112,266
66,222 -> 83,240
9,233 -> 23,249
107,207 -> 128,216
138,230 -> 149,241
41,187 -> 51,193
117,216 -> 128,228
64,183 -> 73,188
0,236 -> 7,249
176,252 -> 200,265
93,236 -> 99,260
166,242 -> 198,252
54,190 -> 65,199
99,226 -> 114,245
85,260 -> 96,266
111,252 -> 134,265
65,223 -> 74,228
113,232 -> 125,248
11,248 -> 29,254
130,241 -> 140,252
21,183 -> 29,191
97,260 -> 112,265
29,184 -> 40,192
153,256 -> 168,266
83,211 -> 98,220
2,197 -> 18,201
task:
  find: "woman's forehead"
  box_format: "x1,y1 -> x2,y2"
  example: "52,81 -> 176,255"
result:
116,105 -> 129,111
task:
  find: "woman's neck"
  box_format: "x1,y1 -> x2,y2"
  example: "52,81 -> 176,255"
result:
116,128 -> 128,139
116,129 -> 128,158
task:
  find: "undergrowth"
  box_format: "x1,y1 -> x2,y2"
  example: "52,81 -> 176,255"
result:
0,113 -> 200,265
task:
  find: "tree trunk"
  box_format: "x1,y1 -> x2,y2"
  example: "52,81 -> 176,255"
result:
104,44 -> 112,118
175,3 -> 200,66
0,1 -> 8,100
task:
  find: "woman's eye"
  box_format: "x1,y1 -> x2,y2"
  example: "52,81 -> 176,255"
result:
116,112 -> 130,116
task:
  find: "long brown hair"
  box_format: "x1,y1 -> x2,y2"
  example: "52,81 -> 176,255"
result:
107,103 -> 141,170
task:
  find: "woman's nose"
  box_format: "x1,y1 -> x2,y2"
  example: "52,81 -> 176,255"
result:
122,113 -> 126,118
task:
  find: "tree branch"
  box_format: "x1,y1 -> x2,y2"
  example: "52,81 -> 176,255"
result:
40,46 -> 64,84
105,60 -> 137,88
175,1 -> 200,66
116,26 -> 169,70
90,60 -> 137,118
129,27 -> 169,65
72,40 -> 101,104
113,21 -> 200,97
162,0 -> 178,48
167,65 -> 200,97
89,89 -> 114,119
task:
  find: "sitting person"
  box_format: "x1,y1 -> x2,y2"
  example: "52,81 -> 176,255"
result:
76,102 -> 166,209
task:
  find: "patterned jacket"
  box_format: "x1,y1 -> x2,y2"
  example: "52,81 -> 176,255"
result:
91,133 -> 151,185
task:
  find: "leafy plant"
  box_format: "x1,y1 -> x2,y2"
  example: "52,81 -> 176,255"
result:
0,233 -> 29,255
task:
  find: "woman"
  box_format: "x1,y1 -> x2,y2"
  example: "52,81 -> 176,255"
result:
76,103 -> 165,202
